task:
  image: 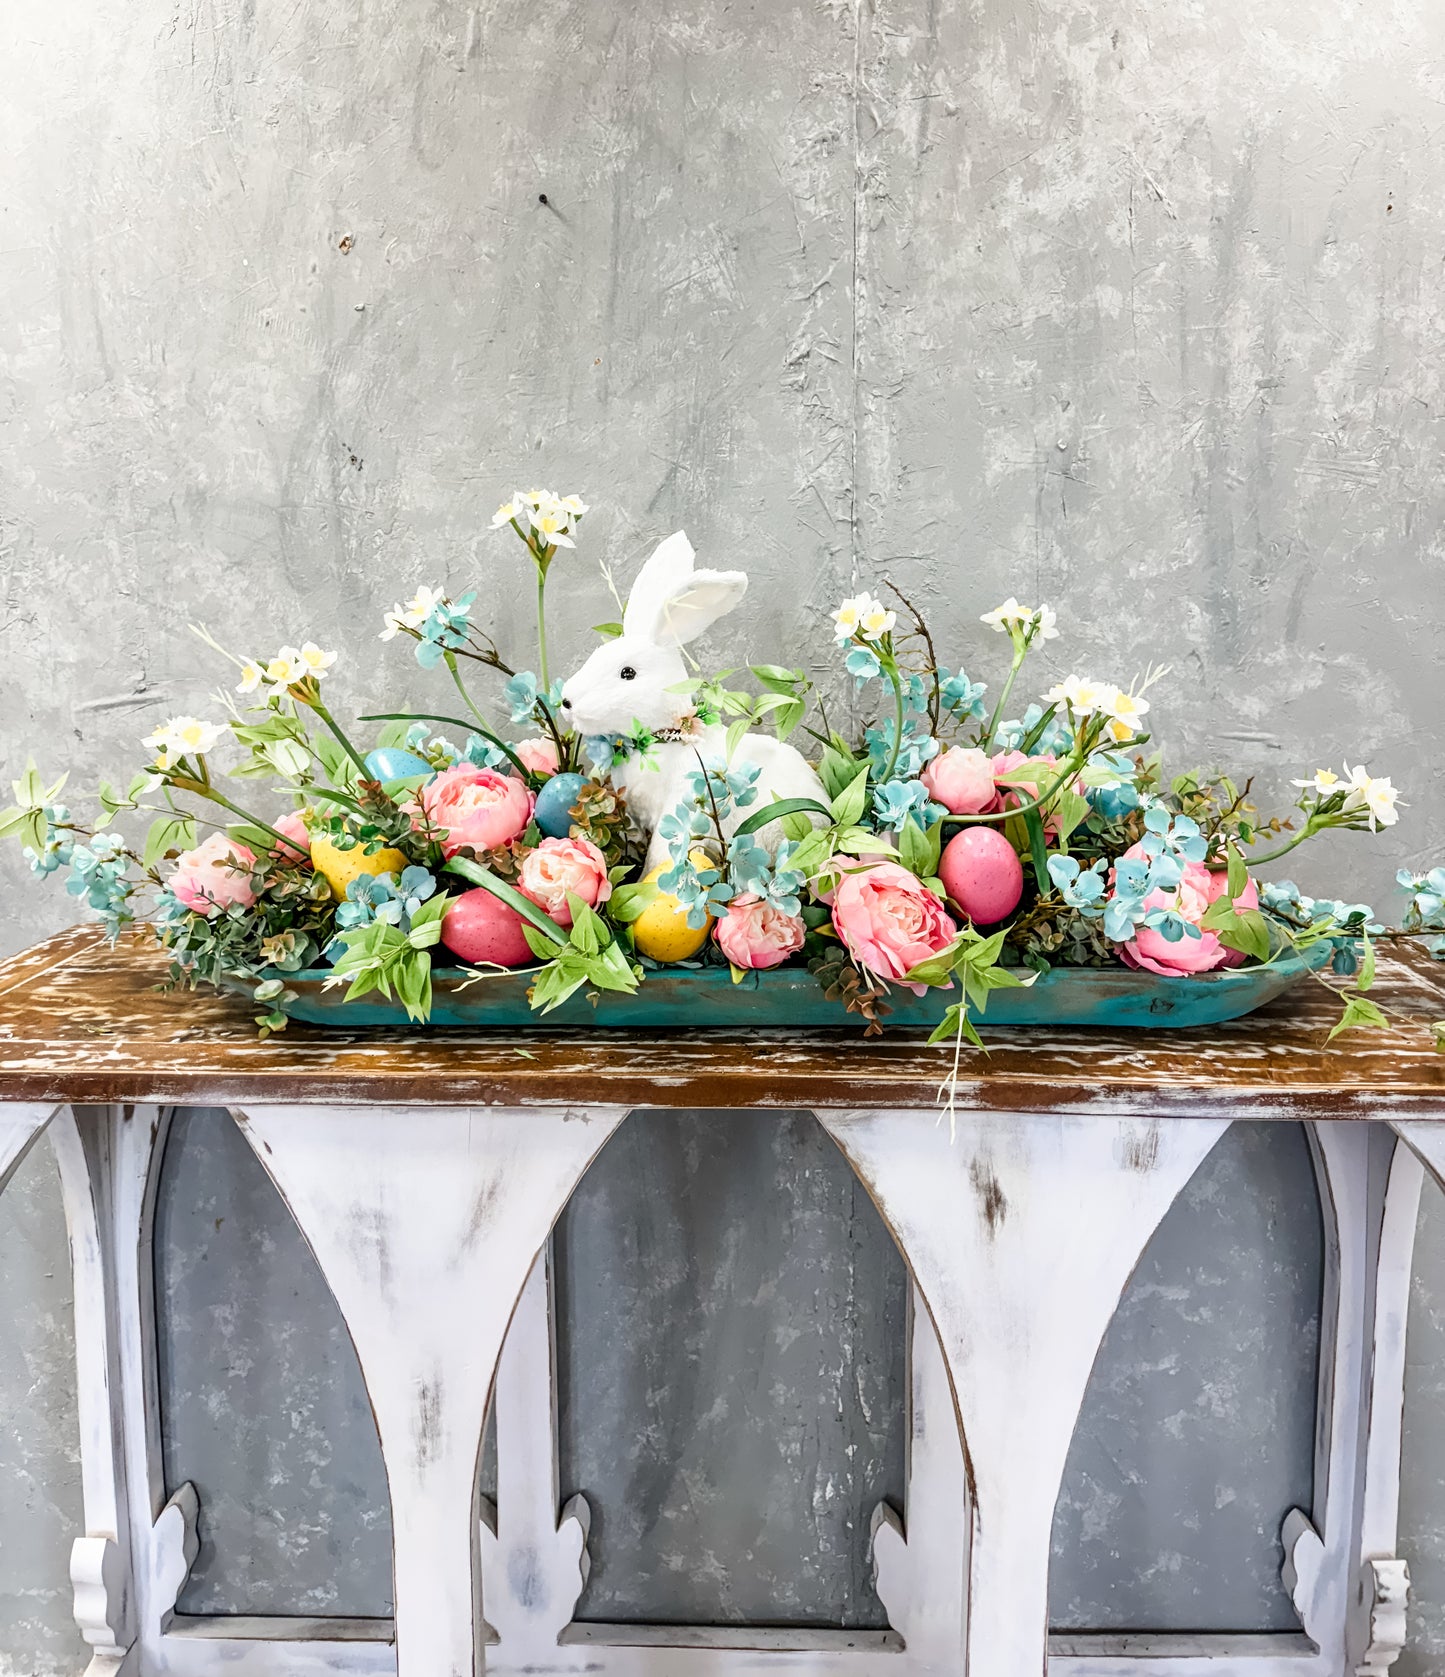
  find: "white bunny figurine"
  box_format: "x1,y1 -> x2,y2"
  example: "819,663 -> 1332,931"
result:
560,531 -> 827,874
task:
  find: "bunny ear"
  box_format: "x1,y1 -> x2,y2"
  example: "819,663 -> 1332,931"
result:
623,532 -> 697,639
651,569 -> 749,647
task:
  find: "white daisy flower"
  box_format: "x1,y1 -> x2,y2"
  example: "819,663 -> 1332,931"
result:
144,716 -> 228,762
1044,674 -> 1113,717
857,601 -> 897,641
236,660 -> 267,694
264,646 -> 307,686
1292,768 -> 1344,796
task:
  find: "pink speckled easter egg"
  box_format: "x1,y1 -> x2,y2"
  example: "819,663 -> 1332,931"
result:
938,827 -> 1025,925
440,887 -> 535,968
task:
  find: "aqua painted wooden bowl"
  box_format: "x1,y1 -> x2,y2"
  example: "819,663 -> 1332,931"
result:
258,944 -> 1332,1030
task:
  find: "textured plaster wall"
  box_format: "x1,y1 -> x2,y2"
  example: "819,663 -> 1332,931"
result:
3,0 -> 1445,1668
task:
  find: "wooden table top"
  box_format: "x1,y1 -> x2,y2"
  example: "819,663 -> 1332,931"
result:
0,924 -> 1441,1116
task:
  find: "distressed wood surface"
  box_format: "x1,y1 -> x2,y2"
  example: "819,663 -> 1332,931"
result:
231,1102 -> 627,1677
819,1108 -> 1231,1675
0,927 -> 1443,1113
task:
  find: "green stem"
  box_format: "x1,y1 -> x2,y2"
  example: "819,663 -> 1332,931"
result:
167,776 -> 296,853
536,558 -> 551,690
980,642 -> 1027,754
1246,814 -> 1324,868
940,743 -> 1091,829
444,660 -> 534,779
308,699 -> 372,781
881,666 -> 907,784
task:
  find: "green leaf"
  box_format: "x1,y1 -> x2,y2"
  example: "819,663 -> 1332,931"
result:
443,856 -> 567,946
0,806 -> 27,841
780,811 -> 814,842
829,765 -> 871,828
1217,907 -> 1271,963
732,797 -> 833,839
523,923 -> 562,962
901,937 -> 966,988
144,814 -> 197,867
1432,1021 -> 1445,1054
1326,994 -> 1389,1044
927,1002 -> 984,1051
264,739 -> 313,779
750,663 -> 804,691
12,762 -> 44,807
592,621 -> 624,639
409,893 -> 450,932
1226,845 -> 1248,899
609,880 -> 661,924
568,897 -> 603,957
1049,788 -> 1090,847
20,808 -> 45,852
1019,803 -> 1049,891
725,717 -> 751,761
1358,933 -> 1376,993
818,744 -> 863,803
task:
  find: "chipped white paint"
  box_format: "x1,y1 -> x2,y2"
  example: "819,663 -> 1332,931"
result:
0,1100 -> 55,1193
819,1108 -> 1231,1676
479,1249 -> 592,1655
231,1104 -> 626,1677
19,1095 -> 1445,1676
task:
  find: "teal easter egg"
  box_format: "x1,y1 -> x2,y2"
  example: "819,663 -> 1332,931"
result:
364,747 -> 434,782
533,772 -> 588,838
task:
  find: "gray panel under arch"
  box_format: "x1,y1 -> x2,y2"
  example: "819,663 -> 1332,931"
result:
154,1107 -> 399,1616
553,1108 -> 910,1628
1395,1162 -> 1445,1677
1049,1119 -> 1325,1632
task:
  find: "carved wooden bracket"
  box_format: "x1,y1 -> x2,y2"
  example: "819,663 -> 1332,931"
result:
1351,1557 -> 1409,1676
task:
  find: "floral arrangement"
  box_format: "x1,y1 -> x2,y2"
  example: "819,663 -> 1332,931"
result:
3,488 -> 1441,1061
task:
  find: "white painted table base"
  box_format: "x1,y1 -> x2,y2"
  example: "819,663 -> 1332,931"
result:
3,1100 -> 1441,1677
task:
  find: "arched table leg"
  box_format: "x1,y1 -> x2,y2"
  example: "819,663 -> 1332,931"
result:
232,1103 -> 626,1677
0,1100 -> 56,1193
818,1106 -> 1229,1677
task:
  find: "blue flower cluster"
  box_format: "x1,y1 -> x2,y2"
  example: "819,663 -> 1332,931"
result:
415,592 -> 478,669
503,670 -> 565,728
995,703 -> 1073,758
728,833 -> 806,915
656,760 -> 762,930
938,666 -> 987,721
1048,807 -> 1207,945
864,713 -> 937,782
22,804 -> 74,877
65,832 -> 136,936
1258,879 -> 1379,974
334,865 -> 437,936
1086,751 -> 1143,822
872,778 -> 938,832
403,723 -> 507,771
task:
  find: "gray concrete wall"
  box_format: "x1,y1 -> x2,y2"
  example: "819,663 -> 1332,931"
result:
3,0 -> 1445,1668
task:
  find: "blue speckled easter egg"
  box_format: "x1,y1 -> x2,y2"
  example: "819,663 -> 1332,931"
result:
364,747 -> 434,782
533,772 -> 589,838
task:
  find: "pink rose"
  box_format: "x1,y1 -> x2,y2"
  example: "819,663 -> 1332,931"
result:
922,746 -> 1000,815
831,861 -> 959,987
511,737 -> 560,777
516,835 -> 612,926
991,749 -> 1080,839
418,764 -> 534,858
170,833 -> 258,918
1116,846 -> 1260,977
714,893 -> 806,970
270,810 -> 312,867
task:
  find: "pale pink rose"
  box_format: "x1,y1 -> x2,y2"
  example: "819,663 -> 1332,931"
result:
1116,846 -> 1260,977
418,764 -> 534,858
170,833 -> 258,918
922,746 -> 1000,815
516,835 -> 612,926
831,861 -> 958,988
714,893 -> 806,970
511,737 -> 560,777
270,810 -> 313,867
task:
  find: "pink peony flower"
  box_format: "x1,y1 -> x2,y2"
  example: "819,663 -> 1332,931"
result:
516,835 -> 612,926
170,833 -> 258,918
831,860 -> 959,988
270,810 -> 313,867
714,893 -> 806,970
1116,846 -> 1260,977
511,737 -> 560,777
418,764 -> 534,858
922,746 -> 1000,815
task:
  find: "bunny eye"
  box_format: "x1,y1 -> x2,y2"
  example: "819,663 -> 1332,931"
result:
619,665 -> 637,681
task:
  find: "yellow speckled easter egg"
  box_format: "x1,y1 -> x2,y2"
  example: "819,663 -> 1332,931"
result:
631,852 -> 714,963
310,836 -> 410,902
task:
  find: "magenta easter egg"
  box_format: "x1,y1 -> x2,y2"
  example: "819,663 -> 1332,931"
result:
938,827 -> 1025,924
440,887 -> 535,967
